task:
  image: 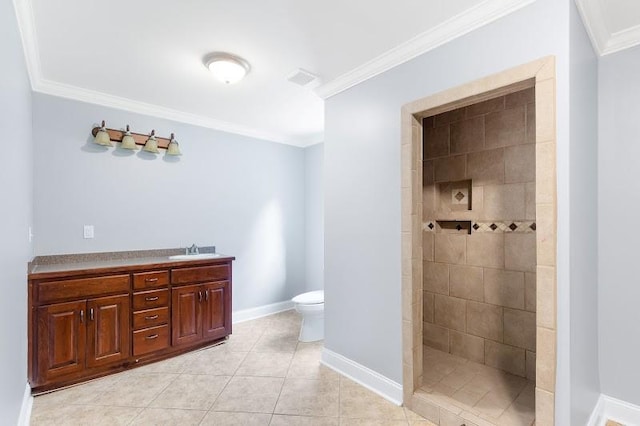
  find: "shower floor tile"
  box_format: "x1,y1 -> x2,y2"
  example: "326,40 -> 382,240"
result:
420,346 -> 535,426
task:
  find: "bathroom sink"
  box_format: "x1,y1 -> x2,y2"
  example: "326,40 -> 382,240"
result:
168,253 -> 221,260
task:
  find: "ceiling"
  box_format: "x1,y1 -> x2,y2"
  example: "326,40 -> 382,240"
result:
576,0 -> 640,56
13,0 -> 640,146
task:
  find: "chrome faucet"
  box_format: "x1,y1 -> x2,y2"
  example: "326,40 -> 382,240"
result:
186,244 -> 199,255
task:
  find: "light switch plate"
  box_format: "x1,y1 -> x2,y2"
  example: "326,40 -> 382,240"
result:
83,225 -> 94,239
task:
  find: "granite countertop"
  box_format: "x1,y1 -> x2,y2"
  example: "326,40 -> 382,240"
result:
28,247 -> 235,280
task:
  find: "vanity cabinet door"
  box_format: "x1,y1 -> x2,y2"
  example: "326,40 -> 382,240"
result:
86,294 -> 130,368
171,284 -> 202,346
202,281 -> 231,341
36,301 -> 87,383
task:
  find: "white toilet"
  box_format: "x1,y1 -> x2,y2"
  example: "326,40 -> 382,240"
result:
291,290 -> 324,342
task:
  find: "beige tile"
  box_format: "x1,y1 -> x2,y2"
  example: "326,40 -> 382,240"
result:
451,116 -> 485,154
535,142 -> 556,205
411,394 -> 440,423
435,234 -> 466,265
505,144 -> 535,184
504,309 -> 536,351
434,155 -> 466,182
423,261 -> 449,295
466,301 -> 503,341
535,79 -> 556,143
483,268 -> 525,310
150,374 -> 230,410
340,378 -> 406,419
188,345 -> 247,376
485,106 -> 526,148
435,295 -> 466,332
466,148 -> 505,185
212,376 -> 284,413
435,109 -> 465,126
32,373 -> 124,407
423,292 -> 435,323
252,330 -> 299,353
94,373 -> 178,407
480,183 -> 526,221
272,415 -> 339,425
525,182 -> 536,220
451,386 -> 487,409
505,87 -> 535,109
466,97 -> 505,117
423,185 -> 436,219
449,330 -> 484,364
474,388 -> 513,419
274,378 -> 340,417
485,341 -> 525,377
525,272 -> 536,312
288,350 -> 340,382
423,160 -> 435,186
31,404 -> 142,426
504,233 -> 536,272
449,265 -> 484,302
424,125 -> 449,159
424,322 -> 450,352
535,387 -> 555,426
526,102 -> 536,144
497,401 -> 535,426
467,234 -> 504,269
537,266 -> 556,329
536,327 -> 556,392
536,203 -> 556,267
201,411 -> 272,425
439,408 -> 472,426
130,408 -> 206,425
423,231 -> 434,262
526,351 -> 536,382
235,351 -> 294,377
339,419 -> 408,426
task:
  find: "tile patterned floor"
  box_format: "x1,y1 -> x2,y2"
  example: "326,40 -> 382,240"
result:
31,310 -> 433,425
419,346 -> 535,426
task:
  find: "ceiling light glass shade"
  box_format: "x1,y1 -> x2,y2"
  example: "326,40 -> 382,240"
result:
143,133 -> 159,153
94,123 -> 113,147
166,134 -> 182,156
120,126 -> 138,150
204,53 -> 250,84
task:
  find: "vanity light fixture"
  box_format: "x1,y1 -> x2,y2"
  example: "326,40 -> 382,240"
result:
120,125 -> 138,150
94,120 -> 113,146
166,133 -> 182,156
143,130 -> 160,153
204,52 -> 250,84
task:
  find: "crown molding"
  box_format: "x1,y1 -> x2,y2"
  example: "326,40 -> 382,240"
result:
13,0 -> 42,88
314,0 -> 537,99
575,0 -> 640,56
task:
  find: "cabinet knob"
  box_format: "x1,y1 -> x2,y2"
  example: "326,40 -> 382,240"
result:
89,308 -> 94,321
79,310 -> 84,323
205,290 -> 209,302
198,291 -> 203,302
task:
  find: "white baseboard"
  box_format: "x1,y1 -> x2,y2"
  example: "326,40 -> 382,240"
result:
320,348 -> 403,406
232,300 -> 294,324
588,394 -> 640,426
17,382 -> 32,426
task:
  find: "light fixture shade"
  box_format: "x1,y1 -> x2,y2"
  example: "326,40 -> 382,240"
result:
166,133 -> 182,156
143,131 -> 159,153
94,121 -> 113,146
204,53 -> 250,84
120,125 -> 138,150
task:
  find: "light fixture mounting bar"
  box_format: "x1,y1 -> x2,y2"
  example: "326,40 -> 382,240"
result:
91,126 -> 173,149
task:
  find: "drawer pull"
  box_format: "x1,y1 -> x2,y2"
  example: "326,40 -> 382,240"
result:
145,278 -> 159,283
145,315 -> 159,320
145,334 -> 159,340
145,296 -> 159,302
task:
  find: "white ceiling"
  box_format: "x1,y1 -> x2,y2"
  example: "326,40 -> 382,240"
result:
576,0 -> 640,56
14,0 -> 640,146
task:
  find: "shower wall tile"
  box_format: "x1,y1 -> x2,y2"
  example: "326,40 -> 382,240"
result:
480,183 -> 526,221
423,160 -> 435,185
504,309 -> 536,352
526,350 -> 536,382
466,97 -> 504,117
536,266 -> 556,329
435,108 -> 465,126
525,182 -> 536,220
466,301 -> 503,341
485,106 -> 526,148
525,103 -> 536,144
450,330 -> 485,364
424,322 -> 449,352
434,295 -> 466,332
423,185 -> 436,220
423,231 -> 434,262
424,125 -> 450,159
466,148 -> 505,186
525,272 -> 537,312
485,340 -> 526,377
450,116 -> 485,154
435,234 -> 466,265
505,233 -> 536,272
423,261 -> 449,295
505,144 -> 535,183
434,155 -> 466,182
423,292 -> 435,323
483,268 -> 525,310
505,87 -> 535,108
466,233 -> 504,269
449,265 -> 484,302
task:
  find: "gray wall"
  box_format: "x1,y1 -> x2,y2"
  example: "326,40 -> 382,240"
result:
324,0 -> 577,423
0,0 -> 33,422
569,3 -> 601,424
304,143 -> 324,292
598,44 -> 640,406
32,93 -> 307,312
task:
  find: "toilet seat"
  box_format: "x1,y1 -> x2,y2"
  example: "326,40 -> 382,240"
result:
292,290 -> 324,305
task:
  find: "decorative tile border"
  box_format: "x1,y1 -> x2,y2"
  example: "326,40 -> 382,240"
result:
423,220 -> 536,233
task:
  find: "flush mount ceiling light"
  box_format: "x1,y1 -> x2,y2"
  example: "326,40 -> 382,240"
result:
204,52 -> 250,84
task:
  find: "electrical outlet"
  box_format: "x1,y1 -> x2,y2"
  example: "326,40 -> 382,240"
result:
83,225 -> 94,239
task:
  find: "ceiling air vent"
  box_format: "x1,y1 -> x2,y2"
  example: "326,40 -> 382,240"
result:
287,68 -> 319,87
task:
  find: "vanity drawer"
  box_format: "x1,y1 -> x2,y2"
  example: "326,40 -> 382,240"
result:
132,289 -> 169,310
133,325 -> 170,356
171,264 -> 229,285
132,307 -> 169,330
133,270 -> 169,290
37,275 -> 130,304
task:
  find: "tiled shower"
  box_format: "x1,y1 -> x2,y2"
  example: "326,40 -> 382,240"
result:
421,87 -> 537,424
